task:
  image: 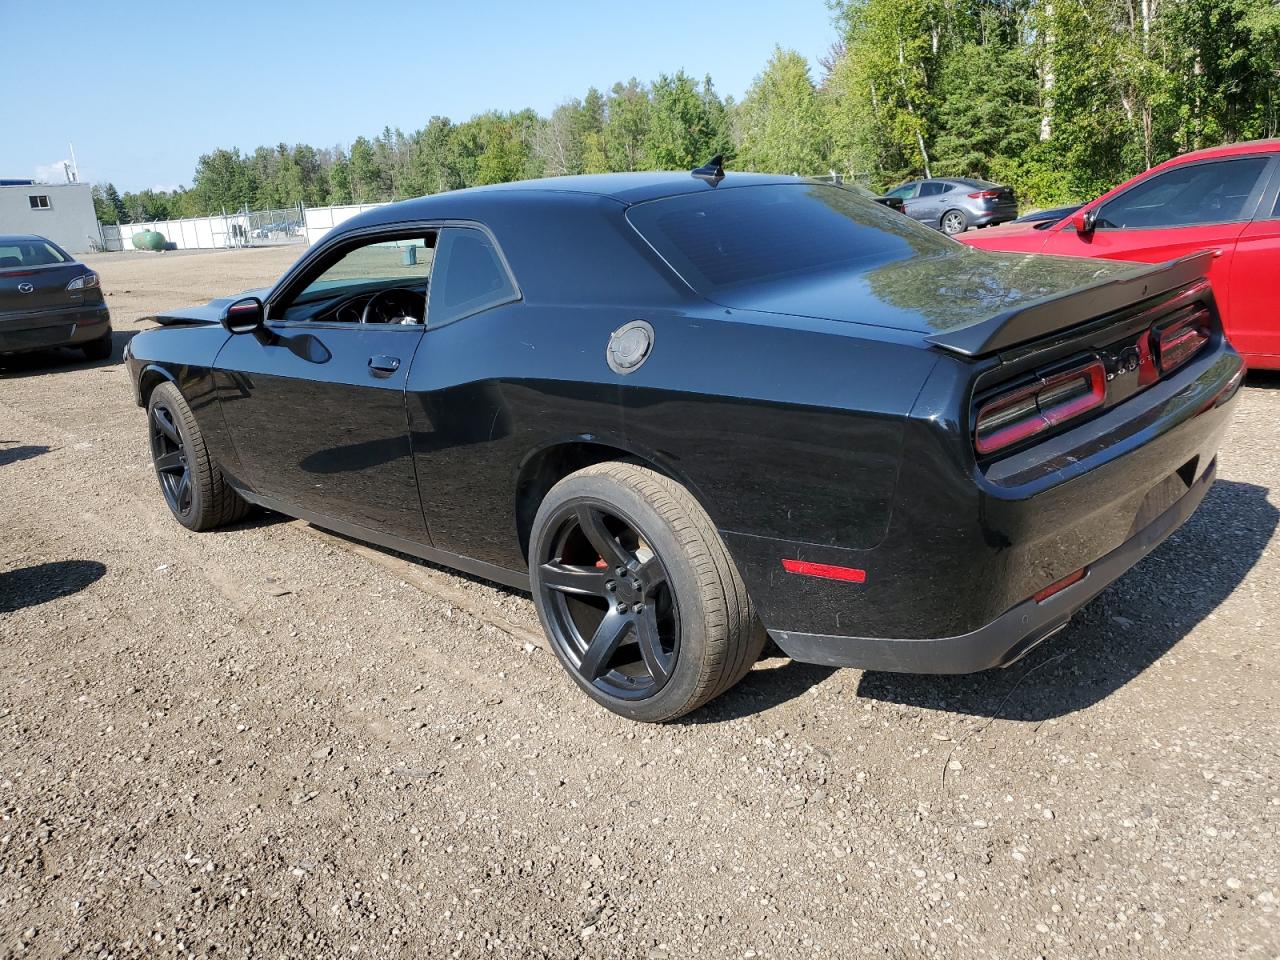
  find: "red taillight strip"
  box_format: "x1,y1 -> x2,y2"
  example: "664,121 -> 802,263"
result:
974,359 -> 1107,455
1033,567 -> 1087,603
1152,307 -> 1210,374
781,559 -> 867,583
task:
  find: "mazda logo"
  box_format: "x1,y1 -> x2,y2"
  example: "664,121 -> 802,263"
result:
17,282 -> 34,294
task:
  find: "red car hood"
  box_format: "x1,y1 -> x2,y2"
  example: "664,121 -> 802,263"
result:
957,221 -> 1051,253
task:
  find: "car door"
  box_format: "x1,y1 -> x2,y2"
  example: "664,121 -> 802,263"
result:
214,228 -> 433,542
911,180 -> 948,227
1227,161 -> 1280,366
884,181 -> 920,220
1039,155 -> 1273,324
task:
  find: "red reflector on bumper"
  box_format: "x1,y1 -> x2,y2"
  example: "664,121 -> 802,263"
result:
1033,567 -> 1087,603
781,559 -> 867,583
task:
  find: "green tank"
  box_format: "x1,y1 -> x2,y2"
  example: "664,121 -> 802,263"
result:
132,229 -> 167,251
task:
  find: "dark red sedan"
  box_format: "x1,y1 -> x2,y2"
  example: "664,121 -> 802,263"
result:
960,140 -> 1280,369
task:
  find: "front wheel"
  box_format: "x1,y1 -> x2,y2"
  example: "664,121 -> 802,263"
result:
147,381 -> 250,531
940,209 -> 968,235
529,462 -> 766,722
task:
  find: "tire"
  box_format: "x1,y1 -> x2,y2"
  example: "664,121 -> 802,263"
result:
82,333 -> 113,361
940,209 -> 968,235
529,462 -> 767,722
147,381 -> 250,531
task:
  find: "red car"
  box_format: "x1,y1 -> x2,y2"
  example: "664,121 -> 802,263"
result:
960,139 -> 1280,369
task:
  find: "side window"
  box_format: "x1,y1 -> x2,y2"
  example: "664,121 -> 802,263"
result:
1096,158 -> 1269,229
885,183 -> 918,200
918,181 -> 946,197
281,233 -> 435,324
1273,188 -> 1280,219
426,227 -> 517,326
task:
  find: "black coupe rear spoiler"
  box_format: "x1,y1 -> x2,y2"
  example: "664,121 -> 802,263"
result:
925,251 -> 1215,357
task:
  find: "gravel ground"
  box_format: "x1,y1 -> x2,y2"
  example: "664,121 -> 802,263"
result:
1,246 -> 1277,959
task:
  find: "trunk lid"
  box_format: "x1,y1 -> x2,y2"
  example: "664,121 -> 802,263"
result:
713,247 -> 1162,352
0,262 -> 86,315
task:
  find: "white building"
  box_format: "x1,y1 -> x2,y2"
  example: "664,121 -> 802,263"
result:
0,181 -> 100,253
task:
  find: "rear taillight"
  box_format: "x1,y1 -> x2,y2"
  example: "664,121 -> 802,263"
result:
968,190 -> 1001,200
1151,307 -> 1210,374
66,272 -> 99,291
974,358 -> 1107,455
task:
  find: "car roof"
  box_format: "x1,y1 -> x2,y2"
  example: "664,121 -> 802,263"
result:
456,170 -> 800,204
1158,138 -> 1280,168
0,234 -> 51,244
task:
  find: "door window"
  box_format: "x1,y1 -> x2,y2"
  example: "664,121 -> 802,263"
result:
885,183 -> 918,200
1096,158 -> 1269,230
280,233 -> 435,324
918,181 -> 947,197
426,227 -> 518,327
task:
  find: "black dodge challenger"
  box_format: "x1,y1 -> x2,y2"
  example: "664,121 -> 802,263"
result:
124,169 -> 1243,721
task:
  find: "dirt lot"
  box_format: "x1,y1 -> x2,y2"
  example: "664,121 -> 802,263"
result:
1,246 -> 1277,959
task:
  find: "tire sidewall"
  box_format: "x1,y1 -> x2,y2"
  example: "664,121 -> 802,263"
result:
148,384 -> 205,530
942,209 -> 967,235
529,472 -> 714,723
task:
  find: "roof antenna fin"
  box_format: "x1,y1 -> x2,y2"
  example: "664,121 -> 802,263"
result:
691,154 -> 725,184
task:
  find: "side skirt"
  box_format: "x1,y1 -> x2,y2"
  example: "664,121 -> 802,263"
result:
238,490 -> 532,592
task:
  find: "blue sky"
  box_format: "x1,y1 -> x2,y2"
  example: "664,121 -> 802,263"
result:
0,0 -> 839,192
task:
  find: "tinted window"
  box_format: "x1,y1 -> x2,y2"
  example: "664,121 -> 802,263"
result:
627,183 -> 951,295
918,181 -> 947,197
426,227 -> 518,326
283,233 -> 435,323
1273,189 -> 1280,218
1097,158 -> 1268,229
0,239 -> 69,269
885,183 -> 917,200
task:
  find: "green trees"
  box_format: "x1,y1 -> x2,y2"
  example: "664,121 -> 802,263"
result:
826,0 -> 1280,204
103,7 -> 1280,222
736,47 -> 828,175
91,182 -> 127,224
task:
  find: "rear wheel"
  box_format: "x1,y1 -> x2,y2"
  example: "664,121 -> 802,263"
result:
82,333 -> 112,361
147,381 -> 250,531
529,462 -> 766,722
941,209 -> 968,235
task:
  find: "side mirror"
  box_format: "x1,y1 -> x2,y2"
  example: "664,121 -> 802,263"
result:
1070,208 -> 1098,236
221,297 -> 267,336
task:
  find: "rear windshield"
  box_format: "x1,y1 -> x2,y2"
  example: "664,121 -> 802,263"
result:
626,182 -> 952,295
0,239 -> 70,270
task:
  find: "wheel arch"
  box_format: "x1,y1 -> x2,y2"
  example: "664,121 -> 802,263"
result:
137,363 -> 179,408
514,438 -> 719,563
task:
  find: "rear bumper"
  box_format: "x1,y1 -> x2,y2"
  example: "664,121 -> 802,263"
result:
0,303 -> 111,353
726,340 -> 1243,670
768,456 -> 1215,672
971,208 -> 1018,227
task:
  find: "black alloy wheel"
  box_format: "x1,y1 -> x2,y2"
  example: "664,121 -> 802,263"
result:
537,502 -> 680,700
150,400 -> 192,518
529,462 -> 767,722
145,381 -> 250,531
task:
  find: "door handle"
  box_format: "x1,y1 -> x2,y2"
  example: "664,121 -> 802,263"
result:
369,355 -> 401,377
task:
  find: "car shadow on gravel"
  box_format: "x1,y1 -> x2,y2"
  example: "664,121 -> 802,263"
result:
1245,370 -> 1280,390
682,657 -> 839,723
0,444 -> 50,466
855,479 -> 1278,722
0,560 -> 107,613
0,330 -> 137,376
